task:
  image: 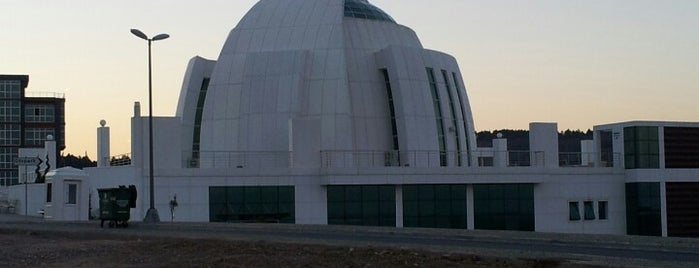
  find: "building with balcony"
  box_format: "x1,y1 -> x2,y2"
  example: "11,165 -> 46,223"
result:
85,0 -> 699,237
0,75 -> 65,186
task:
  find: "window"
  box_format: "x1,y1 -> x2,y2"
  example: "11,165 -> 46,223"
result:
24,128 -> 54,146
381,69 -> 400,164
344,0 -> 396,23
0,124 -> 20,146
0,80 -> 21,98
626,183 -> 661,236
452,72 -> 472,166
66,184 -> 77,204
0,170 -> 19,186
191,77 -> 210,163
442,70 -> 462,166
598,201 -> 608,220
46,183 -> 52,203
664,127 -> 699,168
24,104 -> 55,122
584,201 -> 596,220
0,100 -> 21,122
0,148 -> 18,169
473,184 -> 535,231
569,201 -> 581,221
426,68 -> 447,166
327,185 -> 395,227
209,186 -> 295,223
624,126 -> 659,169
403,185 -> 467,229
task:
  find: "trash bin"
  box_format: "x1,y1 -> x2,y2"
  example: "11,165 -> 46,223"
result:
98,185 -> 137,228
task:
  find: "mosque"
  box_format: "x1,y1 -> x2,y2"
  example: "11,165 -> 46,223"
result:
80,0 -> 699,237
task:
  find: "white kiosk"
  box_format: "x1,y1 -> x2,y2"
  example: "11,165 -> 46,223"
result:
44,167 -> 89,221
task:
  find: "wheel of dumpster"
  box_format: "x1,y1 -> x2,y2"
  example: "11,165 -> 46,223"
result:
108,221 -> 116,228
100,220 -> 105,228
123,221 -> 129,228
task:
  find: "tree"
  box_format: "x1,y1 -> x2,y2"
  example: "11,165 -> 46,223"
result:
58,153 -> 96,169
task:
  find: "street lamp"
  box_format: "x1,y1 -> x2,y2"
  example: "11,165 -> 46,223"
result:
130,28 -> 169,223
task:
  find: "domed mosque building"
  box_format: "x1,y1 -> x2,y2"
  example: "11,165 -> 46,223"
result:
86,0 -> 699,237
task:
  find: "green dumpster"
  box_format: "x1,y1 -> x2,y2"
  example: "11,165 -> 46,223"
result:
98,185 -> 137,228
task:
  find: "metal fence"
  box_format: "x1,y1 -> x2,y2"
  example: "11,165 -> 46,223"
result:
321,150 -> 621,169
110,153 -> 132,166
559,152 -> 621,167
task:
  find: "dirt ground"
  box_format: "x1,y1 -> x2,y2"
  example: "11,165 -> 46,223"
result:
0,229 -> 581,268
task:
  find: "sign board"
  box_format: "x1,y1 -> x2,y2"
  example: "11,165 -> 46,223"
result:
14,157 -> 40,166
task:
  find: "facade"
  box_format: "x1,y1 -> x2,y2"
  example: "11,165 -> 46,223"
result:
0,75 -> 65,186
85,0 -> 699,237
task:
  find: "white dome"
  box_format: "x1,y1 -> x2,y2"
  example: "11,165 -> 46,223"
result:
180,0 -> 476,168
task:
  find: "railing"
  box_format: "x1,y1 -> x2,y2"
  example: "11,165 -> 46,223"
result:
321,150 -> 475,168
559,152 -> 621,168
25,92 -> 65,99
110,153 -> 132,166
321,150 -> 621,169
185,151 -> 293,169
471,150 -> 535,167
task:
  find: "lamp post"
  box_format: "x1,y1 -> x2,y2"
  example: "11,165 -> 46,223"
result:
130,28 -> 169,223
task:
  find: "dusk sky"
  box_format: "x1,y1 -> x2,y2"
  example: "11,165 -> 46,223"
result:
2,0 -> 697,158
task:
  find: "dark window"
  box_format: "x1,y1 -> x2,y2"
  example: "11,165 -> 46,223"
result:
474,184 -> 535,231
191,77 -> 210,164
208,186 -> 295,223
442,70 -> 462,166
666,182 -> 699,237
584,201 -> 596,220
327,185 -> 395,227
343,0 -> 396,23
599,130 -> 614,167
664,127 -> 699,169
569,202 -> 580,221
426,68 -> 447,166
452,73 -> 472,166
403,184 -> 467,229
46,183 -> 52,203
625,183 -> 661,236
66,184 -> 77,204
624,126 -> 659,169
381,69 -> 400,165
598,201 -> 608,220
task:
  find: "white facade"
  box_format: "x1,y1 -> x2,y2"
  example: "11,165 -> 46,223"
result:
83,0 -> 699,237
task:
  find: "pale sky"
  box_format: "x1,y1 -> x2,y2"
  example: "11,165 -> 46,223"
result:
2,0 -> 698,158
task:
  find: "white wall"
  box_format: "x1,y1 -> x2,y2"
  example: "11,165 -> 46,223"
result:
85,166 -> 141,221
535,175 -> 626,234
7,184 -> 45,217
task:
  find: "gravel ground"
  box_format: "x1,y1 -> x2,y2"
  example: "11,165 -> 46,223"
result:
1,215 -> 698,268
0,229 -> 580,268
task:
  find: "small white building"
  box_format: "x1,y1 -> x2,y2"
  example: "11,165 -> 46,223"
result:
86,0 -> 699,238
43,167 -> 89,221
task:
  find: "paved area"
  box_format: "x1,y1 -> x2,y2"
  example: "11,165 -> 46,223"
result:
1,214 -> 698,267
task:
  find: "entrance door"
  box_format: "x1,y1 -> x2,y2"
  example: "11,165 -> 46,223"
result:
64,182 -> 79,220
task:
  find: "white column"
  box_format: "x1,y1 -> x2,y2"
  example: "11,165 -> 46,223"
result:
493,137 -> 508,167
131,102 -> 142,167
529,123 -> 559,167
97,120 -> 110,167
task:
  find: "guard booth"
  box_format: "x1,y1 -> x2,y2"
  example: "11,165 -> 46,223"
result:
44,167 -> 89,221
